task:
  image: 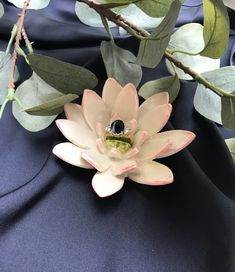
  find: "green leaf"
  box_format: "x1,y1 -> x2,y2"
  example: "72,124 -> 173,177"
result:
139,74 -> 180,103
225,138 -> 235,163
166,23 -> 220,80
7,0 -> 50,9
0,3 -> 4,18
99,0 -> 132,8
0,52 -> 19,105
75,2 -> 163,35
136,0 -> 181,68
12,73 -> 63,132
100,41 -> 142,87
27,53 -> 98,95
194,67 -> 235,128
135,0 -> 184,17
201,0 -> 229,58
221,92 -> 235,129
24,93 -> 78,116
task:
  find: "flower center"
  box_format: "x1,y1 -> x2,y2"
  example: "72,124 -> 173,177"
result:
104,119 -> 132,154
111,120 -> 125,135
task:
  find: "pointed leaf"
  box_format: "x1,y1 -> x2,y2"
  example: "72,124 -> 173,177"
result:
12,73 -> 63,132
225,138 -> 235,163
100,41 -> 142,87
194,67 -> 235,128
166,23 -> 220,80
201,0 -> 229,58
135,0 -> 183,18
27,53 -> 98,95
139,74 -> 180,103
136,0 -> 181,68
0,52 -> 19,105
24,94 -> 78,116
7,0 -> 50,9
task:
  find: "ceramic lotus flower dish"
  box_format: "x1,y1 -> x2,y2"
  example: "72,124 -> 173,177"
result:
53,78 -> 195,197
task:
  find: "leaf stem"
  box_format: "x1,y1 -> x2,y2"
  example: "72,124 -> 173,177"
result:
167,48 -> 199,56
21,27 -> 34,54
8,0 -> 31,89
77,0 -> 231,98
5,24 -> 18,56
0,99 -> 9,119
100,15 -> 114,43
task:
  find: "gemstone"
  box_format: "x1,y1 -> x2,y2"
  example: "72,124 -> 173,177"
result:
110,120 -> 125,135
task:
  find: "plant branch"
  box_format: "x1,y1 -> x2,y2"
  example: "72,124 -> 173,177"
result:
8,0 -> 31,89
78,0 -> 229,97
78,0 -> 149,38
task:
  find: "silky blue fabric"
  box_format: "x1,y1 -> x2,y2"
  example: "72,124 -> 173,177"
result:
0,1 -> 235,271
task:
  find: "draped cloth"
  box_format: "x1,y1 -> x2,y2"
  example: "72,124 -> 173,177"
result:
0,1 -> 235,271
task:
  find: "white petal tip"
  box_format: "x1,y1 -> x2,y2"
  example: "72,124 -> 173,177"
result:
92,171 -> 124,197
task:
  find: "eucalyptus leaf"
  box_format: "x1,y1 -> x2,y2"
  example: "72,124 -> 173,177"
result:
225,138 -> 235,163
0,3 -> 4,18
27,53 -> 98,94
166,23 -> 220,80
118,4 -> 164,35
0,52 -> 19,105
194,67 -> 235,128
221,92 -> 235,130
75,2 -> 116,28
100,41 -> 142,87
99,0 -> 132,8
75,2 -> 163,35
12,73 -> 63,132
7,0 -> 50,9
201,0 -> 229,58
24,94 -> 78,116
135,0 -> 184,17
136,0 -> 181,68
139,74 -> 180,103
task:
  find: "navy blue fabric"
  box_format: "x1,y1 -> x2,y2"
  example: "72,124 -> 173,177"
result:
0,1 -> 235,271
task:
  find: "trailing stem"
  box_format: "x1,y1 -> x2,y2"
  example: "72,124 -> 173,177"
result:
78,0 -> 229,97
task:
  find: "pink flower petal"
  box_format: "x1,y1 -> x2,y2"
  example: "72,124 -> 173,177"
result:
82,89 -> 110,130
102,78 -> 123,110
112,160 -> 137,176
128,161 -> 173,185
95,122 -> 105,139
126,119 -> 138,134
138,92 -> 169,118
64,103 -> 89,129
92,169 -> 125,198
96,138 -> 106,154
138,104 -> 172,136
53,142 -> 94,169
155,130 -> 196,158
137,138 -> 172,161
56,119 -> 95,148
133,131 -> 149,147
81,148 -> 110,172
125,147 -> 139,159
108,148 -> 123,160
110,113 -> 121,123
112,83 -> 139,122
